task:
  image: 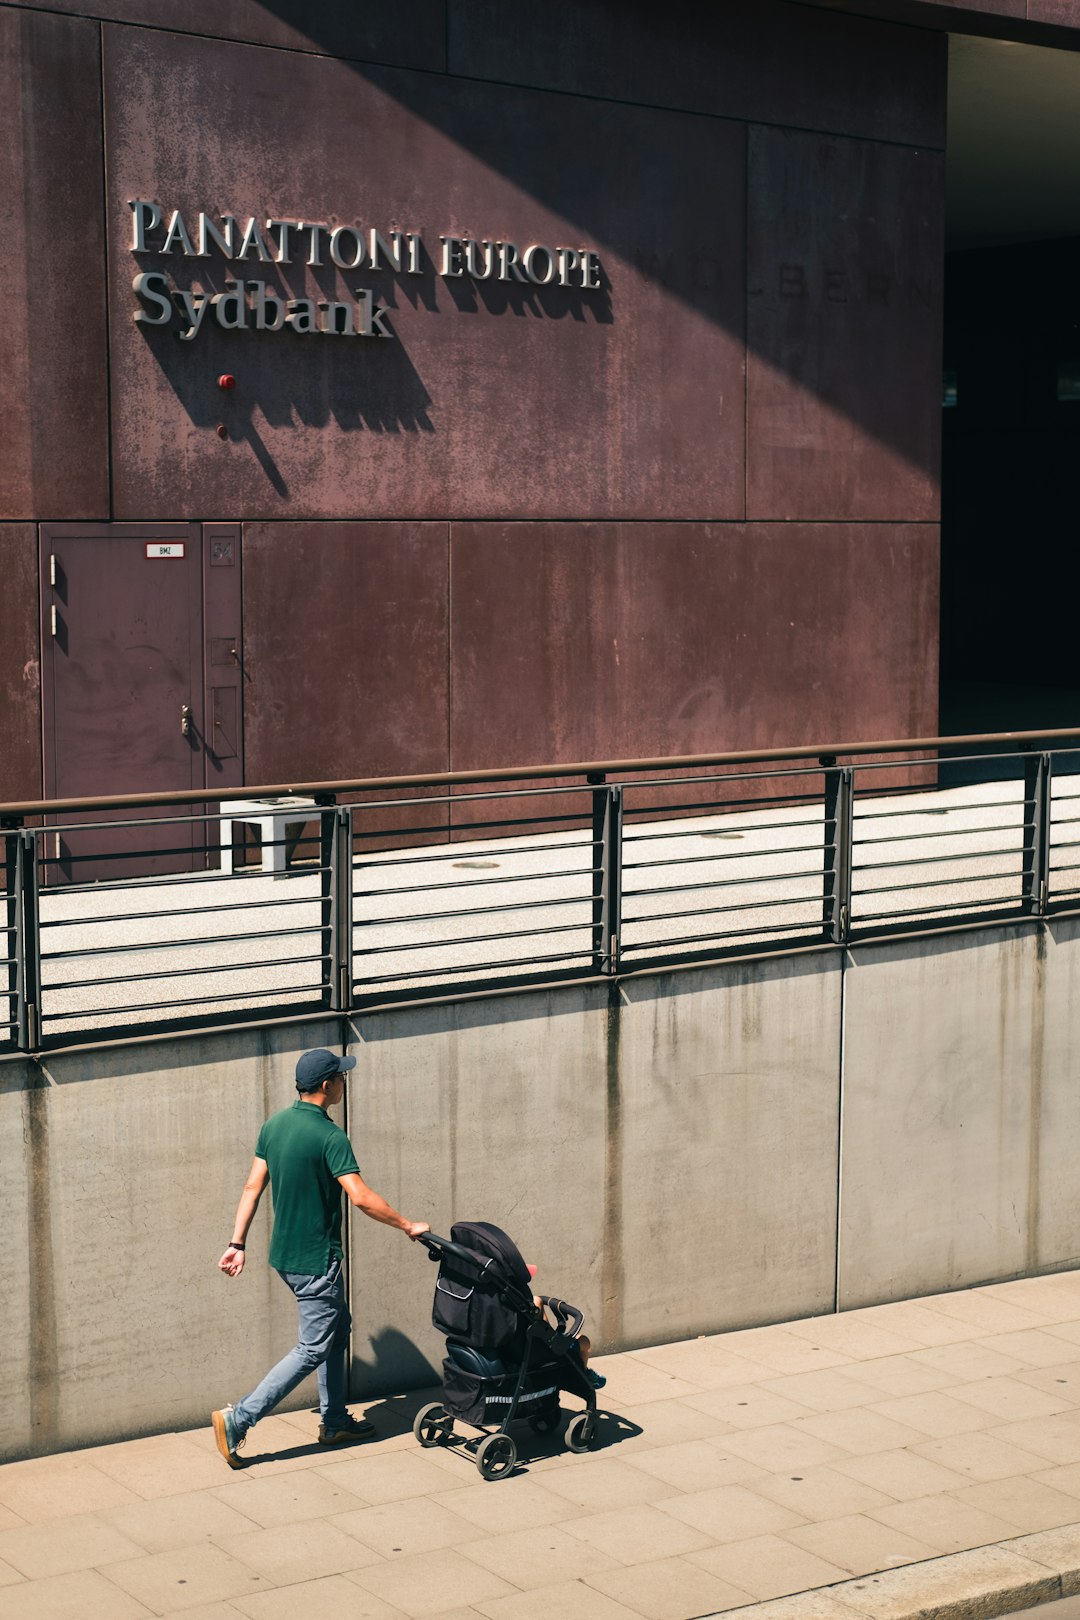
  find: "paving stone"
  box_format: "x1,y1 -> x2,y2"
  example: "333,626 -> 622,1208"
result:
0,1504 -> 28,1531
682,1385 -> 817,1430
457,1522 -> 619,1588
758,1370 -> 885,1414
785,1512 -> 938,1576
711,1593 -> 869,1620
0,1568 -> 155,1620
624,1438 -> 767,1491
631,1339 -> 777,1390
0,1555 -> 25,1586
428,1479 -> 580,1534
102,1488 -> 262,1552
212,1467 -> 367,1526
908,1343 -> 1025,1382
233,1572 -> 401,1618
980,1278 -> 1080,1321
1017,1361 -> 1080,1401
318,1450 -> 489,1505
948,1376 -> 1074,1422
750,1465 -> 897,1522
840,1357 -> 961,1399
828,1448 -> 969,1502
539,1458 -> 675,1510
915,1292 -> 1050,1335
864,1391 -> 994,1438
0,1512 -> 146,1579
587,1553 -> 755,1618
863,1304 -> 988,1349
332,1496 -> 487,1556
588,1354 -> 706,1406
988,1417 -> 1080,1465
781,1318 -> 924,1360
562,1502 -> 714,1562
909,1430 -> 1048,1481
347,1546 -> 517,1614
658,1482 -> 807,1543
476,1577 -> 644,1618
101,1542 -> 271,1611
949,1473 -> 1080,1531
706,1328 -> 854,1376
824,1543 -> 1059,1620
866,1492 -> 1023,1553
579,1396 -> 734,1454
79,1433 -> 228,1498
0,1455 -> 142,1522
214,1516 -> 386,1581
718,1422 -> 849,1474
976,1330 -> 1080,1366
791,1409 -> 925,1457
688,1531 -> 851,1600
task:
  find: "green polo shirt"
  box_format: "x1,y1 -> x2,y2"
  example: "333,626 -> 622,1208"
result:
255,1100 -> 360,1276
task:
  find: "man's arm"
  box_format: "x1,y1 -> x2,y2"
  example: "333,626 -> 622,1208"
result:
338,1173 -> 429,1239
218,1157 -> 270,1276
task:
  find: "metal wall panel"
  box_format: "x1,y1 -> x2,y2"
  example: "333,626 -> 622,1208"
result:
6,1 -> 446,70
0,525 -> 42,802
448,0 -> 946,149
242,522 -> 450,840
103,26 -> 745,523
449,522 -> 940,773
0,9 -> 107,520
747,127 -> 944,523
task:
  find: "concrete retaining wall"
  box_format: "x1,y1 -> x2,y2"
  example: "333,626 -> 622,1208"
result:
5,918 -> 1080,1459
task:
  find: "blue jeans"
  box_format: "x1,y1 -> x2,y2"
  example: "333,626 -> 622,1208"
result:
233,1259 -> 351,1435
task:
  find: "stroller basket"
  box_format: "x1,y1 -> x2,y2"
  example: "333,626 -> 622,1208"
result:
413,1223 -> 599,1480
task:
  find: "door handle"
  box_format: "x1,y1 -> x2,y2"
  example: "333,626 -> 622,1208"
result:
180,703 -> 192,737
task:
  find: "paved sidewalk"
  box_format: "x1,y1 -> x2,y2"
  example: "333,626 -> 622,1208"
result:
9,1275 -> 1080,1619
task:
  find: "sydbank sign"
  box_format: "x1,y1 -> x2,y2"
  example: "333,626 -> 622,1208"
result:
129,201 -> 603,342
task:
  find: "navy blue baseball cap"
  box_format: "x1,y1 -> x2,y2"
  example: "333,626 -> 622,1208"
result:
295,1048 -> 356,1092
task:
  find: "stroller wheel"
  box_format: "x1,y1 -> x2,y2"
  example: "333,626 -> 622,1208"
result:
528,1409 -> 562,1435
565,1411 -> 597,1453
413,1402 -> 454,1448
476,1431 -> 517,1481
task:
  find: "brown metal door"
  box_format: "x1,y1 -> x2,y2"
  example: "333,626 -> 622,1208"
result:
40,523 -> 204,881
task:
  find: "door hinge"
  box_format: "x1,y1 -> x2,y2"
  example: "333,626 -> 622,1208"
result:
50,605 -> 57,637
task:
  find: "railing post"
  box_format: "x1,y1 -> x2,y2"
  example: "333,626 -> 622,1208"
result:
821,758 -> 853,945
315,792 -> 337,1009
589,774 -> 622,974
329,805 -> 353,1011
2,818 -> 20,1045
1022,751 -> 1051,917
14,829 -> 41,1050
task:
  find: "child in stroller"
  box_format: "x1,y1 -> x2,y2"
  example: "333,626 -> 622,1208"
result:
412,1222 -> 601,1480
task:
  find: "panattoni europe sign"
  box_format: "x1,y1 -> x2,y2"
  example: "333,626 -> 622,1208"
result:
129,202 -> 603,341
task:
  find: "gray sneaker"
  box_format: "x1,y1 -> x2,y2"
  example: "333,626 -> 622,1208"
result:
212,1404 -> 247,1469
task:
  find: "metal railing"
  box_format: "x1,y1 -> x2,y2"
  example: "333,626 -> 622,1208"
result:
3,726 -> 1080,1054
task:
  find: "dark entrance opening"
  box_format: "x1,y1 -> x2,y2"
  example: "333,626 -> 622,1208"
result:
940,35 -> 1080,743
39,522 -> 244,880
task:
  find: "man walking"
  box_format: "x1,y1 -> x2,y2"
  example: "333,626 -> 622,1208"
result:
212,1047 -> 429,1467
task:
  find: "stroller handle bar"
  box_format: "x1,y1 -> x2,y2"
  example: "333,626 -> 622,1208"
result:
417,1231 -> 480,1269
538,1295 -> 584,1338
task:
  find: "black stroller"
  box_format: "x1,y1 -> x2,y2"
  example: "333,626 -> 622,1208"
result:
412,1223 -> 599,1480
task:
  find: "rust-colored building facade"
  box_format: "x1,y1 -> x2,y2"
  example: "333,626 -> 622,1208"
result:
2,0 -> 1078,815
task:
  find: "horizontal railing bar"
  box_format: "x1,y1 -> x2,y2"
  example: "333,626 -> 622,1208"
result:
854,823 -> 1020,846
623,893 -> 819,926
854,871 -> 1022,897
39,810 -> 330,835
1049,839 -> 1080,853
625,842 -> 823,871
47,952 -> 330,991
355,867 -> 599,899
45,865 -> 330,900
356,895 -> 592,928
620,918 -> 812,952
622,814 -> 822,844
46,984 -> 323,1020
853,896 -> 1019,924
39,892 -> 321,929
44,923 -> 323,962
853,847 -> 1019,873
355,919 -> 590,955
40,833 -> 323,867
625,797 -> 823,826
358,839 -> 599,869
622,868 -> 820,899
1050,861 -> 1080,874
354,947 -> 595,985
853,799 -> 1017,821
8,724 -> 1080,817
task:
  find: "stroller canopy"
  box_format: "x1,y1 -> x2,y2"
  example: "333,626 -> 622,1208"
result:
432,1221 -> 536,1354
